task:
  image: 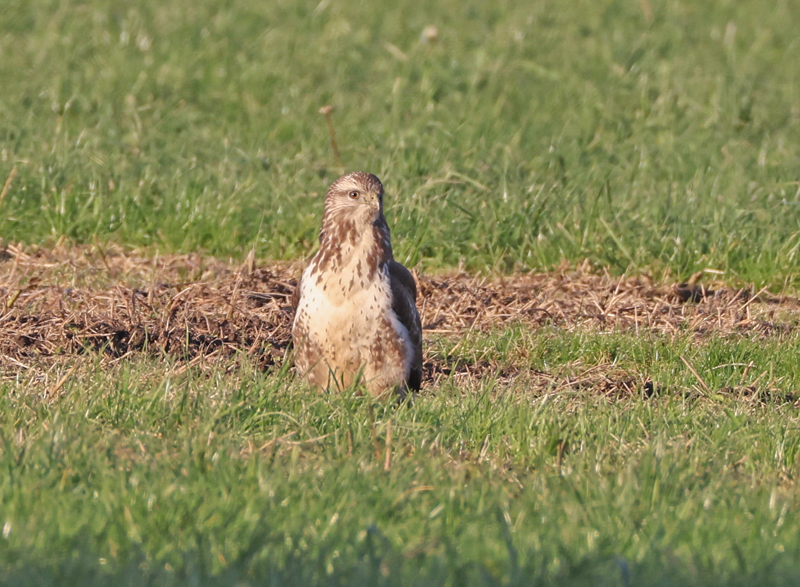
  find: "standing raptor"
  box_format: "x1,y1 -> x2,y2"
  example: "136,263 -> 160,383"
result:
292,172 -> 422,397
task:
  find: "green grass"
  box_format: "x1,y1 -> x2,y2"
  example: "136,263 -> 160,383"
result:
3,331 -> 800,586
2,0 -> 800,283
4,1 -> 800,585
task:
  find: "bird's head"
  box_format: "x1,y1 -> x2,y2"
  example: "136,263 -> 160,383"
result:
323,172 -> 385,226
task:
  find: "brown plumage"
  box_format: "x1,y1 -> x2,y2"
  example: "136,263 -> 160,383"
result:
291,172 -> 422,396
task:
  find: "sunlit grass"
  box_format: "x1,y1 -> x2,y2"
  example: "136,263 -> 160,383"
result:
2,331 -> 800,585
3,1 -> 800,585
1,0 -> 800,284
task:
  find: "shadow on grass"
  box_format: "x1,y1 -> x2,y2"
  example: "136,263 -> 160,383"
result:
3,539 -> 799,587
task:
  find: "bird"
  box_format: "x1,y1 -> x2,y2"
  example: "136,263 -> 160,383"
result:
291,172 -> 422,397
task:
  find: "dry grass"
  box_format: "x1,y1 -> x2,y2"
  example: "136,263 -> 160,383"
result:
1,243 -> 799,379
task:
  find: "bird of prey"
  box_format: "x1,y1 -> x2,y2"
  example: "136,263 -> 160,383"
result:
292,172 -> 422,397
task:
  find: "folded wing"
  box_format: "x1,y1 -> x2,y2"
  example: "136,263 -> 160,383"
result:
388,261 -> 422,391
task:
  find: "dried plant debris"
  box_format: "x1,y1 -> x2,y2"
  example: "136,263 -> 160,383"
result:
0,244 -> 296,372
422,358 -> 653,399
1,244 -> 799,376
419,269 -> 798,338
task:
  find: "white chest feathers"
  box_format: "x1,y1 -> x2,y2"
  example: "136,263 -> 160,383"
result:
292,247 -> 414,393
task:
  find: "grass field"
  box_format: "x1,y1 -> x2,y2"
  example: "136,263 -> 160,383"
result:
2,0 -> 800,282
2,0 -> 800,585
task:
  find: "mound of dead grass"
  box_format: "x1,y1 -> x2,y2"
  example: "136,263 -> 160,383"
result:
1,244 -> 798,377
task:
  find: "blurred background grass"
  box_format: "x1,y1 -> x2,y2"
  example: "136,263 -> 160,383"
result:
1,0 -> 799,284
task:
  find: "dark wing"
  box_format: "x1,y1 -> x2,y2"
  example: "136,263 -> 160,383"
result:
388,261 -> 422,391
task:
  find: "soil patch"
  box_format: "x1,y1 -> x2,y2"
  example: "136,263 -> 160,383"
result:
1,244 -> 799,378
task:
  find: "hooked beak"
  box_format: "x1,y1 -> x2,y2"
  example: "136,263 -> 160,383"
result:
366,191 -> 381,209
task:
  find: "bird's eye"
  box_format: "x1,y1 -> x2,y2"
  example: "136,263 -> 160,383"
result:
348,191 -> 359,199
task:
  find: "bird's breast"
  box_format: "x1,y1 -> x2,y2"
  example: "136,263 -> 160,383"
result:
294,257 -> 394,360
292,226 -> 411,390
